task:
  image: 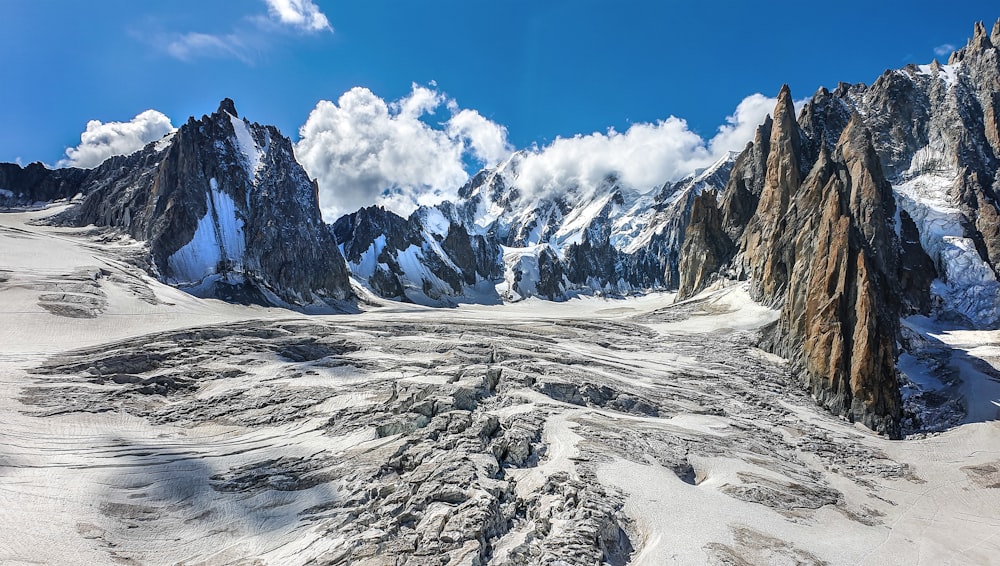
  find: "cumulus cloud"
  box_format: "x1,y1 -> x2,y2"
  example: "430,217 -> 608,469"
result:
708,93 -> 781,156
934,43 -> 956,57
296,84 -> 512,220
515,118 -> 711,200
447,109 -> 512,165
58,110 -> 175,169
515,92 -> 797,201
299,83 -> 797,221
264,0 -> 332,32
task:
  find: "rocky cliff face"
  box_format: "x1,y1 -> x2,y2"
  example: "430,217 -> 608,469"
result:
678,20 -> 1000,437
0,162 -> 90,206
3,99 -> 354,309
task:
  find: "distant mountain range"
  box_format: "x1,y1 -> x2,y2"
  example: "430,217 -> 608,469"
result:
3,19 -> 1000,438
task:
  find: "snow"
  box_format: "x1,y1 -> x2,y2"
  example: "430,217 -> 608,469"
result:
418,206 -> 451,236
229,114 -> 263,178
496,244 -> 566,301
916,63 -> 959,87
153,131 -> 175,153
348,234 -> 387,279
0,188 -> 15,198
2,209 -> 1000,565
166,181 -> 246,286
394,244 -> 454,303
552,192 -> 616,246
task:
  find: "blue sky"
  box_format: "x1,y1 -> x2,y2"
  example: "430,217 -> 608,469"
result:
1,1 -> 998,217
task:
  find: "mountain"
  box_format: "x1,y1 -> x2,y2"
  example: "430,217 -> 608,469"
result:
1,99 -> 354,310
679,19 -> 1000,438
333,151 -> 735,305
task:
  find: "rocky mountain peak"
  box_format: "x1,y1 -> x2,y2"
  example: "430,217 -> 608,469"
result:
949,18 -> 999,63
18,99 -> 357,309
217,97 -> 239,117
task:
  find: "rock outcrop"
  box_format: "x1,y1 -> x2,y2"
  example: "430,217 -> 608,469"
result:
681,89 -> 905,437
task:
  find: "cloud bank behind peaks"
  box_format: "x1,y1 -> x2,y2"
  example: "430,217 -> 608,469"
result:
299,85 -> 801,221
296,84 -> 512,220
58,110 -> 175,169
507,92 -> 794,202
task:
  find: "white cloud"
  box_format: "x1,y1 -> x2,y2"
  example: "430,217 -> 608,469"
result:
516,118 -> 711,200
934,43 -> 956,57
164,32 -> 252,64
708,93 -> 781,156
264,0 -> 332,32
156,0 -> 330,64
295,84 -> 511,220
447,109 -> 511,165
515,92 -> 793,201
298,84 -> 794,221
58,110 -> 175,169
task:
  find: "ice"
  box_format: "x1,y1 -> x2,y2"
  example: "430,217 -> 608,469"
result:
3,208 -> 1000,564
894,167 -> 1000,326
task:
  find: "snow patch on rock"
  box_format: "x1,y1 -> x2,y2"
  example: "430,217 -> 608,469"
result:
167,181 -> 246,286
229,114 -> 263,179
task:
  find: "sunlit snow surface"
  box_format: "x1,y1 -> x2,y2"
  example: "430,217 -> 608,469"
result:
229,113 -> 264,179
2,207 -> 999,565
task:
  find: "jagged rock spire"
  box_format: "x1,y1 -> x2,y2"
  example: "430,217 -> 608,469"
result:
949,19 -> 997,63
218,98 -> 238,117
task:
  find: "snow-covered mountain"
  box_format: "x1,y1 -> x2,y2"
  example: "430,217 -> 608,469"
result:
334,150 -> 735,305
2,19 -> 1000,440
1,99 -> 354,310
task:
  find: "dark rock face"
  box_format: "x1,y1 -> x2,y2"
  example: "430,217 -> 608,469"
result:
332,205 -> 502,304
683,89 -> 906,437
676,190 -> 731,300
0,162 -> 90,206
5,99 -> 353,308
